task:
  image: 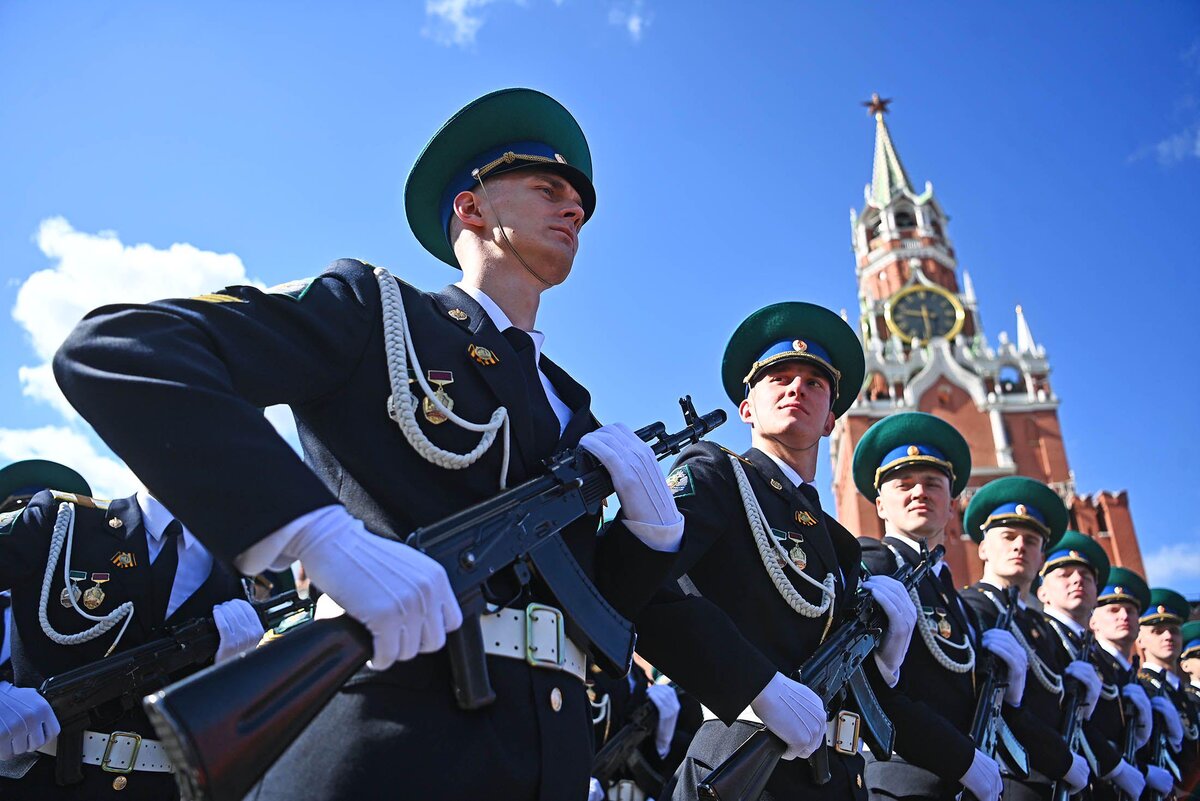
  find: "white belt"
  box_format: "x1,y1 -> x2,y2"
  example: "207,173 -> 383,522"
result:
38,730 -> 174,773
480,603 -> 587,682
700,705 -> 863,755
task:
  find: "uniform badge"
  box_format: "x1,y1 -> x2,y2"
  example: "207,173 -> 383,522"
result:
422,371 -> 455,425
111,551 -> 137,569
61,570 -> 87,607
0,509 -> 20,535
190,292 -> 247,304
666,466 -> 694,498
771,529 -> 807,569
795,510 -> 818,527
935,608 -> 952,638
267,277 -> 316,302
468,344 -> 499,366
769,478 -> 783,491
108,517 -> 123,529
82,573 -> 110,610
447,308 -> 469,321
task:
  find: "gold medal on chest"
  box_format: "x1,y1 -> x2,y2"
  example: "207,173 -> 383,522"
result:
421,370 -> 455,425
935,608 -> 952,638
783,531 -> 807,569
82,572 -> 110,610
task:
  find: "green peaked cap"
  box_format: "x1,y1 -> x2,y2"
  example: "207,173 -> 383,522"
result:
1180,620 -> 1200,659
1098,566 -> 1150,612
721,301 -> 865,418
1141,588 -> 1190,626
851,412 -> 971,501
963,476 -> 1068,550
0,459 -> 91,512
1040,530 -> 1111,590
405,88 -> 595,268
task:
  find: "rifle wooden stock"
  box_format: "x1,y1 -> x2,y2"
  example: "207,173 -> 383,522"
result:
696,544 -> 945,801
1050,632 -> 1095,801
144,616 -> 371,801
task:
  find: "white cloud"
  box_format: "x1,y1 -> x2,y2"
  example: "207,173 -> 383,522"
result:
0,426 -> 137,499
12,217 -> 260,416
1152,124 -> 1200,166
423,0 -> 496,46
608,0 -> 649,42
1143,542 -> 1200,591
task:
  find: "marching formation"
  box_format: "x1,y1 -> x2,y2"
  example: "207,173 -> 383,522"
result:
0,88 -> 1195,801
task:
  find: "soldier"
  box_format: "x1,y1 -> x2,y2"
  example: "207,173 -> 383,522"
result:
0,477 -> 263,799
1182,621 -> 1200,799
852,413 -> 1030,801
959,480 -> 1095,801
633,302 -> 917,801
53,88 -> 684,799
1036,534 -> 1160,801
1138,588 -> 1197,795
0,461 -> 93,685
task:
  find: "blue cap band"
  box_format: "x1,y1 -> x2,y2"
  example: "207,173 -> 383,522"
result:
743,338 -> 840,396
874,444 -> 955,488
981,501 -> 1049,536
1098,584 -> 1140,608
439,140 -> 565,238
1183,637 -> 1200,653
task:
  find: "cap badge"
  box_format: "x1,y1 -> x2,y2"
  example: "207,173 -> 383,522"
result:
907,445 -> 921,457
1069,550 -> 1080,558
1015,504 -> 1027,516
554,153 -> 567,164
1115,586 -> 1125,595
792,339 -> 808,352
1158,605 -> 1166,614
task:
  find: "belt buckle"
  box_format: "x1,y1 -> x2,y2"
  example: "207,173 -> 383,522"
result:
525,603 -> 565,669
100,731 -> 142,774
832,711 -> 861,756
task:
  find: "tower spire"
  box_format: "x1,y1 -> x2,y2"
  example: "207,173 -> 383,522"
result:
1015,304 -> 1037,353
863,93 -> 914,206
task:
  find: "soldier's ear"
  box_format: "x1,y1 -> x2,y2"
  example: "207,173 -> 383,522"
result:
874,495 -> 887,522
821,410 -> 835,437
452,189 -> 487,233
738,397 -> 755,426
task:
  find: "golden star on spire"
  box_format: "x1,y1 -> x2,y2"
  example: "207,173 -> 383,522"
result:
863,93 -> 892,116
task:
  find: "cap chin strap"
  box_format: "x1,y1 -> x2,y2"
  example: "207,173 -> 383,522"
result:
472,171 -> 554,288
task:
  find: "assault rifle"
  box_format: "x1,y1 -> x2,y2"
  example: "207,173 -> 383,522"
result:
143,397 -> 726,801
1050,631 -> 1095,801
40,590 -> 308,786
592,696 -> 659,787
695,543 -> 947,801
1116,656 -> 1141,801
964,585 -> 1028,801
1142,672 -> 1182,801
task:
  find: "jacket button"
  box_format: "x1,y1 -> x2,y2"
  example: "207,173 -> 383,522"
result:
550,687 -> 563,712
112,776 -> 128,790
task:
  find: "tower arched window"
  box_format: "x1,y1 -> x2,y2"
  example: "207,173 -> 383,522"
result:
997,365 -> 1023,395
894,209 -> 916,230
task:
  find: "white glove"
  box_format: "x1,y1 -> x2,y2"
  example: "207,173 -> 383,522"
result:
862,575 -> 915,687
280,506 -> 463,671
0,681 -> 59,760
1150,695 -> 1184,751
1062,752 -> 1090,795
1104,759 -> 1145,799
1144,764 -> 1173,795
579,424 -> 683,550
646,683 -> 681,759
1122,683 -> 1153,747
588,776 -> 605,801
981,628 -> 1027,706
212,599 -> 266,663
749,672 -> 826,760
959,748 -> 1003,801
1064,660 -> 1101,720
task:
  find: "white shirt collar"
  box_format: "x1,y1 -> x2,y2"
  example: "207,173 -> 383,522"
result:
135,489 -> 198,550
762,452 -> 807,489
886,530 -> 947,575
1098,640 -> 1133,670
455,282 -> 547,363
1044,604 -> 1087,636
1144,664 -> 1180,689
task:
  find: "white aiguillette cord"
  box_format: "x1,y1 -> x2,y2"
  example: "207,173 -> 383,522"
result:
39,502 -> 134,656
374,267 -> 512,489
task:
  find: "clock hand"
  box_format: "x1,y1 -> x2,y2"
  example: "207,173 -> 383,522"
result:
921,306 -> 932,338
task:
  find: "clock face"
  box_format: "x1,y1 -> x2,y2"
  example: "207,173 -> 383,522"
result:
885,286 -> 964,342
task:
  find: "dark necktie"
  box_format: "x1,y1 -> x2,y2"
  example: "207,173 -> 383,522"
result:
501,327 -> 561,459
798,482 -> 822,513
151,520 -> 182,622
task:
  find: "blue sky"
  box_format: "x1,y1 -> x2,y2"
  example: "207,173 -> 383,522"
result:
2,2 -> 1198,592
